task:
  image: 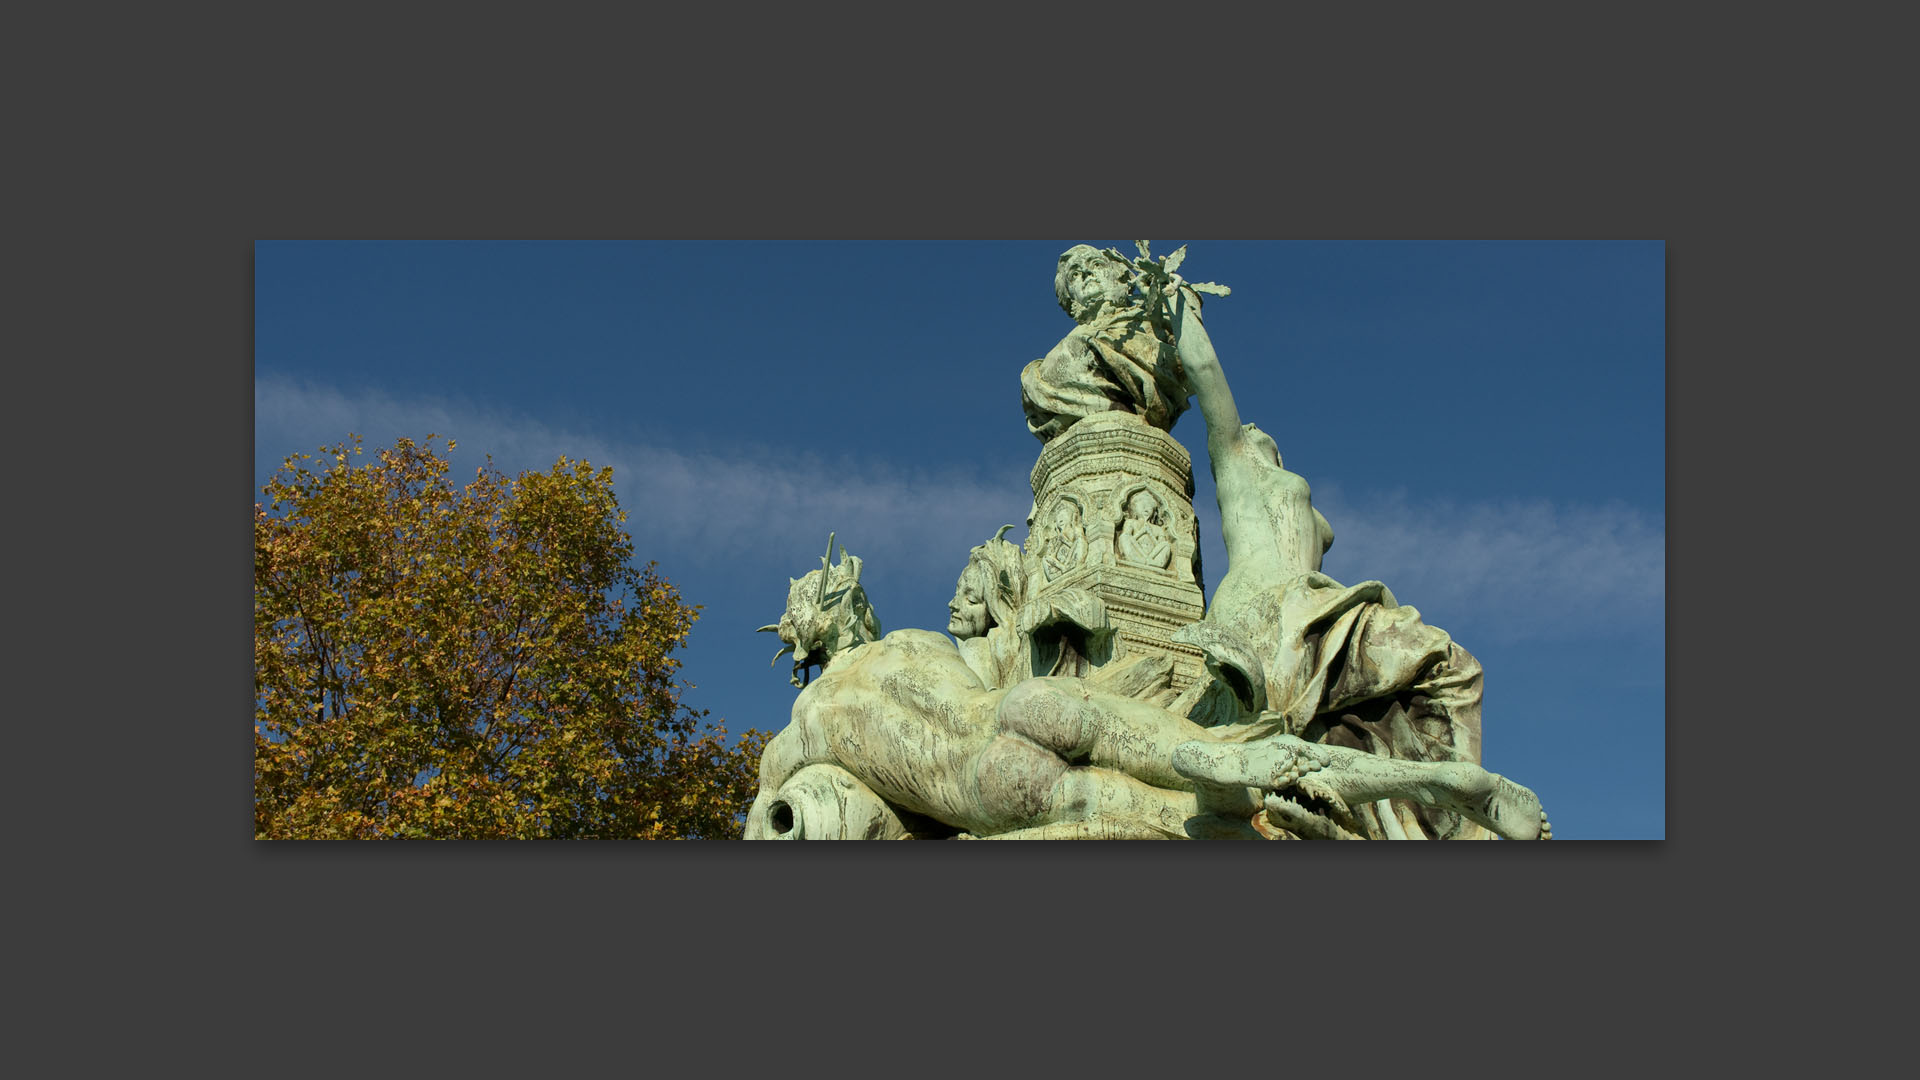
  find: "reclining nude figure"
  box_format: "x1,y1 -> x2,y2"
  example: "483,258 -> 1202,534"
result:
742,249 -> 1551,840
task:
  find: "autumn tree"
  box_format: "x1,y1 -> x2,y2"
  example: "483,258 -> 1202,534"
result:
254,434 -> 767,839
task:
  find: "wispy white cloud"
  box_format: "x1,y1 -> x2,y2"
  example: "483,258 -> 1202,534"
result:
257,376 -> 1663,645
254,375 -> 1031,571
1310,484 -> 1664,644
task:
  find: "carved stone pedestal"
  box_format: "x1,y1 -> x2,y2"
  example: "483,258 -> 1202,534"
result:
1026,411 -> 1207,690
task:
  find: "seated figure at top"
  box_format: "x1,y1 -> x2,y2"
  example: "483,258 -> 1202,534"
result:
1021,245 -> 1191,442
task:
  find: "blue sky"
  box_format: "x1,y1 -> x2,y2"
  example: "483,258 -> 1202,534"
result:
255,240 -> 1664,839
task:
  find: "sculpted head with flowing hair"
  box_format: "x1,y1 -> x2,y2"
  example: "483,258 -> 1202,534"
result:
947,525 -> 1027,640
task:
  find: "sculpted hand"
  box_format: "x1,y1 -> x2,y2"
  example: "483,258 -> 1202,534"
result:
1166,285 -> 1216,388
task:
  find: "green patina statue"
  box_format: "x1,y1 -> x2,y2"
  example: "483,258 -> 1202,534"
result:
743,244 -> 1551,840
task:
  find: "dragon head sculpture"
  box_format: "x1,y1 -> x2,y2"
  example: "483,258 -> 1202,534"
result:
756,532 -> 882,688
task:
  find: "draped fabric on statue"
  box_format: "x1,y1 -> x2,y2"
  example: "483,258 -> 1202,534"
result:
1192,572 -> 1491,840
1021,307 -> 1190,442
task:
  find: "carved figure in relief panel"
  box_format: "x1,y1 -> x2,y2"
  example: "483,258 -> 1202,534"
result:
1040,497 -> 1088,581
1117,487 -> 1174,570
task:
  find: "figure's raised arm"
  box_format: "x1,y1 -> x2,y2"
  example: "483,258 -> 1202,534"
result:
1169,284 -> 1244,461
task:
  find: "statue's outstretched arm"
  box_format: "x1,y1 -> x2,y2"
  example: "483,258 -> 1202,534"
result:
1170,285 -> 1245,462
1171,735 -> 1553,841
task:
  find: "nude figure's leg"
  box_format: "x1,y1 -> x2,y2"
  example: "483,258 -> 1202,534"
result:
960,677 -> 1262,837
1171,734 -> 1550,841
966,727 -> 1208,838
992,676 -> 1223,790
965,764 -> 1204,839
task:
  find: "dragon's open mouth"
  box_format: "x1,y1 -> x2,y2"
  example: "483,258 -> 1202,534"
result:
760,626 -> 822,688
1270,785 -> 1341,822
1262,776 -> 1363,840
